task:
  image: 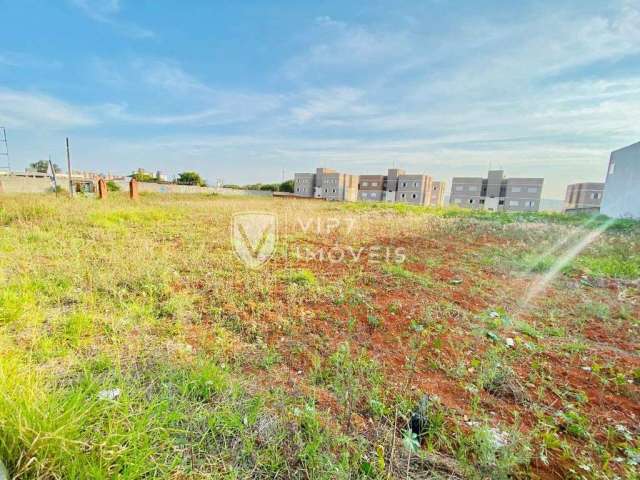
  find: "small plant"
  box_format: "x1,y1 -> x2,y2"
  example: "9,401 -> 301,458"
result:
367,314 -> 381,328
281,268 -> 317,286
556,408 -> 590,439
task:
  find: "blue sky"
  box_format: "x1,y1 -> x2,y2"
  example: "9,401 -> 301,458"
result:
1,0 -> 639,198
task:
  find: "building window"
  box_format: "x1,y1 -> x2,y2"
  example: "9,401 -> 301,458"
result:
455,185 -> 463,191
332,189 -> 336,193
480,199 -> 485,204
401,193 -> 406,199
433,185 -> 437,191
509,200 -> 519,206
527,187 -> 537,193
362,182 -> 368,187
296,188 -> 299,192
512,187 -> 521,193
372,182 -> 378,187
414,182 -> 419,187
525,200 -> 534,207
412,193 -> 417,199
591,192 -> 601,200
499,200 -> 505,205
609,162 -> 615,175
324,189 -> 328,193
468,186 -> 478,192
469,199 -> 474,204
402,182 -> 407,188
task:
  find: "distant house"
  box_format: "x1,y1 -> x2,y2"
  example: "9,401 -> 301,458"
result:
601,141 -> 640,219
449,170 -> 543,212
563,183 -> 604,214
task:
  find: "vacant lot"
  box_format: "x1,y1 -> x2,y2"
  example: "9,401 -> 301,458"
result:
0,194 -> 638,479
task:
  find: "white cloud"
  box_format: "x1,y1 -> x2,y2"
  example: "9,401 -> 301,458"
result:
0,52 -> 62,69
288,87 -> 374,124
0,88 -> 96,129
70,0 -> 154,39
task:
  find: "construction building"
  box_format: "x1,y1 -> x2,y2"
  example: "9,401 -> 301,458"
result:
450,169 -> 543,212
601,141 -> 640,219
563,183 -> 604,214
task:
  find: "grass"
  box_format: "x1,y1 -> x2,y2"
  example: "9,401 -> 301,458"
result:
0,193 -> 638,479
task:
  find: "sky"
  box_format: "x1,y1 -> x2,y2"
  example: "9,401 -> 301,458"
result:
1,0 -> 639,198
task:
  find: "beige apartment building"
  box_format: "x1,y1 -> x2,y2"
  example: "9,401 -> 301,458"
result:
430,181 -> 446,207
296,167 -> 445,205
450,170 -> 543,212
563,182 -> 604,214
294,168 -> 359,201
358,169 -> 435,205
395,173 -> 432,205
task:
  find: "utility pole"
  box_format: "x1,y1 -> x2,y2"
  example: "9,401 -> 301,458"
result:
0,127 -> 10,172
66,137 -> 74,197
49,155 -> 58,196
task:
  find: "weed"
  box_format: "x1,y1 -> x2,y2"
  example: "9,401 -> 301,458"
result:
280,268 -> 317,286
382,263 -> 432,288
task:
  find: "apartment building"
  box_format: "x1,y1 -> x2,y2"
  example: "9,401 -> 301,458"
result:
294,168 -> 359,201
563,183 -> 604,214
358,174 -> 386,202
430,181 -> 446,207
296,167 -> 443,205
601,141 -> 640,219
395,173 -> 432,205
357,169 -> 434,205
450,170 -> 543,212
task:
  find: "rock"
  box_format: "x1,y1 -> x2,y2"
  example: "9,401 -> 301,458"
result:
488,427 -> 509,449
97,388 -> 121,401
409,395 -> 430,440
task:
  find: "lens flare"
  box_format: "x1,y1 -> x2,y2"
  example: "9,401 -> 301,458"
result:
522,217 -> 616,307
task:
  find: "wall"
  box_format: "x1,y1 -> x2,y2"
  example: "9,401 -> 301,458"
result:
601,142 -> 640,219
0,176 -> 54,193
112,181 -> 273,197
0,176 -> 272,197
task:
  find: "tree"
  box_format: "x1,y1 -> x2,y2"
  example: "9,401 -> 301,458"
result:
30,160 -> 61,174
131,172 -> 156,183
106,180 -> 121,192
279,179 -> 294,193
178,171 -> 206,187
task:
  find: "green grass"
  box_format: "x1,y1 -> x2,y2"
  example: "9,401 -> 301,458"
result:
0,193 -> 638,479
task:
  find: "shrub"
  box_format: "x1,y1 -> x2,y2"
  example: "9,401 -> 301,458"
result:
106,180 -> 120,192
